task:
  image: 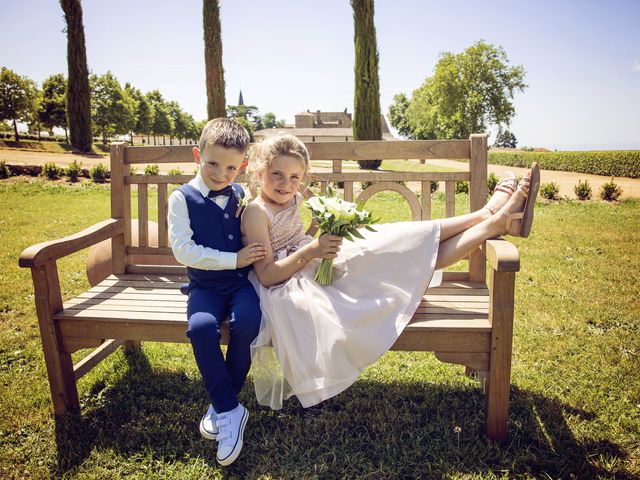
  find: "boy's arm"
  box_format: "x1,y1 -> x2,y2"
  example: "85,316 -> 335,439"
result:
168,190 -> 238,270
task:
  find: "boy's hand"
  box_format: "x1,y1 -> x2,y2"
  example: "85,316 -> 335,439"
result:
237,242 -> 267,268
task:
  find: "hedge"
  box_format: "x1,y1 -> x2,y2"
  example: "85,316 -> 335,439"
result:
488,150 -> 640,179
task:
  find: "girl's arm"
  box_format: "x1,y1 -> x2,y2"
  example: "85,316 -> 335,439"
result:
242,202 -> 341,287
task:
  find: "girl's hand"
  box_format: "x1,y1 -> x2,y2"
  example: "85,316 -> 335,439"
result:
313,234 -> 343,259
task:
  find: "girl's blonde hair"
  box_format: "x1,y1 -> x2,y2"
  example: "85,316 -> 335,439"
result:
247,134 -> 310,190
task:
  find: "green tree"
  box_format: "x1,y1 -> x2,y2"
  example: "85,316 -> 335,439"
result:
27,88 -> 44,140
167,101 -> 189,144
387,93 -> 412,139
147,90 -> 174,145
125,84 -> 155,144
351,0 -> 382,170
60,0 -> 92,152
39,73 -> 68,141
203,0 -> 226,119
227,104 -> 260,140
401,40 -> 526,140
90,71 -> 135,144
182,112 -> 198,143
262,112 -> 286,129
493,127 -> 517,148
0,67 -> 39,142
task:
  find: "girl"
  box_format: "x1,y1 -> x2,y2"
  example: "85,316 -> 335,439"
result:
241,134 -> 538,409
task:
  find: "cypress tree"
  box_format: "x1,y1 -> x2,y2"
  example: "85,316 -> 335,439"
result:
351,0 -> 382,170
60,0 -> 92,152
203,0 -> 226,119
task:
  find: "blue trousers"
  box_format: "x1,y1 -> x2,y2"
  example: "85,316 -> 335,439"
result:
186,282 -> 261,413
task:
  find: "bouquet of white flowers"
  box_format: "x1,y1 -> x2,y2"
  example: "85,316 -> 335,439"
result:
306,188 -> 378,285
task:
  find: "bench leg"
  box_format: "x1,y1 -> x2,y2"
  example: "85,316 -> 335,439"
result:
32,264 -> 79,417
484,269 -> 515,441
123,340 -> 142,353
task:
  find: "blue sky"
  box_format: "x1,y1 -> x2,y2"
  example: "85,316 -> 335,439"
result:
2,0 -> 639,150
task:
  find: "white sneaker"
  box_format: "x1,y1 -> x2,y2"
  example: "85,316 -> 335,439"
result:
199,404 -> 218,440
215,403 -> 249,466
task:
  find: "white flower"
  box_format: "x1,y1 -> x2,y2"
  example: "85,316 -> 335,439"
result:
307,196 -> 324,212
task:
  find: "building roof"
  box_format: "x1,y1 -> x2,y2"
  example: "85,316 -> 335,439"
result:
254,127 -> 395,140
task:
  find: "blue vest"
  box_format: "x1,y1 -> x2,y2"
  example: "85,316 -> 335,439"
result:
179,183 -> 251,293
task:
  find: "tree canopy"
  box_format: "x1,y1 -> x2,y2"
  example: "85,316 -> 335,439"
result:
60,0 -> 92,151
389,40 -> 527,140
203,0 -> 226,119
351,0 -> 382,170
0,67 -> 39,142
39,74 -> 68,139
90,71 -> 135,143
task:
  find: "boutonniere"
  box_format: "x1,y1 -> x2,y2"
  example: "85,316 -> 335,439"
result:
235,194 -> 249,218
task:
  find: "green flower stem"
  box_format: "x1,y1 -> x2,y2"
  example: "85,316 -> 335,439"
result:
314,258 -> 334,285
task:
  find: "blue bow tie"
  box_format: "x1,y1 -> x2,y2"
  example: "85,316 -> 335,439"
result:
207,185 -> 234,198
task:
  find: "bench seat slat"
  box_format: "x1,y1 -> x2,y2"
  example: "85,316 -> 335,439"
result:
55,276 -> 492,348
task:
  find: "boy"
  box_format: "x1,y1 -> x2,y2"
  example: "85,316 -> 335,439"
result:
168,118 -> 266,466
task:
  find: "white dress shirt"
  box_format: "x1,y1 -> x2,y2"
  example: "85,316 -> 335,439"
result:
168,175 -> 238,270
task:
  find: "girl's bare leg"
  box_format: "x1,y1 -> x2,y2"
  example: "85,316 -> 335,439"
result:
434,172 -> 530,270
439,210 -> 489,242
438,171 -> 517,242
435,215 -> 504,270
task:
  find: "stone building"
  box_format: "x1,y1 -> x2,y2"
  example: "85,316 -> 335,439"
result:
254,109 -> 395,142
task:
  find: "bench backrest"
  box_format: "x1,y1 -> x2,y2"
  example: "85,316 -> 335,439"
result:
110,134 -> 488,283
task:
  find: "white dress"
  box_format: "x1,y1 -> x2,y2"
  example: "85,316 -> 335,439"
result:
249,193 -> 441,409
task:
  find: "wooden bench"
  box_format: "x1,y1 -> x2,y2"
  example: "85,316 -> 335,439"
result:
18,134 -> 519,441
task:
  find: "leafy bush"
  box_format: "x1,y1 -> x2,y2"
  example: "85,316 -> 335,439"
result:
574,179 -> 592,200
540,182 -> 560,201
65,161 -> 82,182
487,172 -> 499,195
455,181 -> 469,194
488,150 -> 640,178
0,161 -> 9,179
42,162 -> 63,180
167,168 -> 183,175
90,163 -> 109,183
144,164 -> 160,176
129,166 -> 139,176
357,160 -> 382,170
599,178 -> 623,201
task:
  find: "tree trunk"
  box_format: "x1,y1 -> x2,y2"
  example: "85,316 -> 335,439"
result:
203,0 -> 226,119
13,118 -> 20,142
64,128 -> 69,143
351,0 -> 382,170
60,0 -> 92,152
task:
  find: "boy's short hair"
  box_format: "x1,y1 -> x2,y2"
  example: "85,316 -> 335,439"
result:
199,117 -> 250,154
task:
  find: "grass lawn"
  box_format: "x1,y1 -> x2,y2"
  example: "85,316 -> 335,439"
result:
0,178 -> 638,479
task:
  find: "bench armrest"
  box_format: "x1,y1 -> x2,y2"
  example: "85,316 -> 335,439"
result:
484,238 -> 520,272
19,218 -> 124,268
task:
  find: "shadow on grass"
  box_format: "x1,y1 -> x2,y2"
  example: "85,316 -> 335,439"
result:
54,350 -> 631,479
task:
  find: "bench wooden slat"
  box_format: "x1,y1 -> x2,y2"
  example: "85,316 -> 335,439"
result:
75,292 -> 186,302
65,297 -> 187,308
138,184 -> 149,247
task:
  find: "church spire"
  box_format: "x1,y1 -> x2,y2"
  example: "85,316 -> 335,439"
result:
238,89 -> 244,106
